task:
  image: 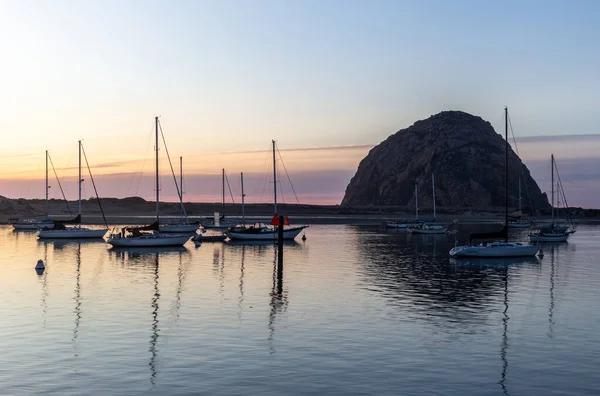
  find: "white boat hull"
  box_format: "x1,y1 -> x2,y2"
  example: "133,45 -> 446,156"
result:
159,224 -> 198,233
37,228 -> 107,239
107,234 -> 191,247
227,226 -> 306,241
449,242 -> 539,257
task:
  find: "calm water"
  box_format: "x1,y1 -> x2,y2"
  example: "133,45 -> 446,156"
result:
1,224 -> 599,395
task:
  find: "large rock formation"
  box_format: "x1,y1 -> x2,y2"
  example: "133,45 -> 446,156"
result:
342,111 -> 549,211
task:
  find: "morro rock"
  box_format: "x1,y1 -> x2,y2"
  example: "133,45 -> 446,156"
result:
342,111 -> 549,211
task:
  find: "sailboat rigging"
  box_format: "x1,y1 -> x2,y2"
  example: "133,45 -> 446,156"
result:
529,154 -> 575,242
449,107 -> 540,258
226,140 -> 308,241
407,174 -> 447,234
11,151 -> 57,230
201,169 -> 238,230
37,141 -> 108,239
106,117 -> 191,247
159,156 -> 199,233
385,183 -> 425,229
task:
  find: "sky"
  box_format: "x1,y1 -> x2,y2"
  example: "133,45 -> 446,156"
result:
1,1 -> 599,207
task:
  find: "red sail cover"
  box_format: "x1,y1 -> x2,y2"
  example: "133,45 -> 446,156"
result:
270,214 -> 280,226
270,215 -> 291,226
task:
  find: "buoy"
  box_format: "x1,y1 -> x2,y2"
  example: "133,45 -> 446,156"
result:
537,248 -> 544,258
301,234 -> 306,241
35,259 -> 45,270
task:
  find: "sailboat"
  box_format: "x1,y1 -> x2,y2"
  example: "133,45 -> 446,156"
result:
507,179 -> 530,228
529,154 -> 575,242
37,142 -> 108,239
449,107 -> 540,258
385,184 -> 424,229
407,174 -> 447,234
11,150 -> 55,230
201,169 -> 238,230
106,117 -> 191,247
226,140 -> 308,241
159,156 -> 199,233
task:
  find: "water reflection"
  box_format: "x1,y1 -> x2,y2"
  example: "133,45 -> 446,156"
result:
269,244 -> 287,355
357,228 -> 542,327
149,253 -> 159,387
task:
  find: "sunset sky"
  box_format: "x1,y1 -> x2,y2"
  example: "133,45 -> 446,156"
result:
1,1 -> 599,207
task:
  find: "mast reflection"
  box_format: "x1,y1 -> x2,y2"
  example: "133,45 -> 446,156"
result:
149,252 -> 159,387
73,243 -> 82,355
269,244 -> 288,355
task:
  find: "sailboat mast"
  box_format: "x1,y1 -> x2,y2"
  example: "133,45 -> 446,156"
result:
222,168 -> 225,215
241,172 -> 246,224
45,150 -> 49,219
180,157 -> 183,203
155,116 -> 160,223
551,154 -> 555,226
78,140 -> 82,216
519,178 -> 522,213
415,183 -> 419,220
272,139 -> 277,214
504,106 -> 509,242
432,174 -> 436,221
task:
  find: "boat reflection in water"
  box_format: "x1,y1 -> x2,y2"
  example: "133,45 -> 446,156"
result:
107,246 -> 190,387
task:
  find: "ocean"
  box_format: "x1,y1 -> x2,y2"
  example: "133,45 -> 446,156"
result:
1,224 -> 599,395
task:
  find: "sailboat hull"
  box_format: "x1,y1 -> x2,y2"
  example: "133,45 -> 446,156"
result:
449,242 -> 539,257
226,226 -> 307,241
12,221 -> 54,230
37,228 -> 107,239
529,233 -> 570,242
106,234 -> 191,247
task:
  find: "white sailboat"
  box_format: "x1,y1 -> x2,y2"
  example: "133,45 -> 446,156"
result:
159,156 -> 199,233
11,150 -> 55,230
201,169 -> 238,230
407,174 -> 447,234
37,142 -> 108,239
226,140 -> 308,241
529,154 -> 575,242
507,179 -> 530,228
385,184 -> 424,229
449,107 -> 540,258
106,117 -> 191,247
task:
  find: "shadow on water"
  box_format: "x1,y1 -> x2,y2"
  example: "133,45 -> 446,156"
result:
354,225 -> 542,326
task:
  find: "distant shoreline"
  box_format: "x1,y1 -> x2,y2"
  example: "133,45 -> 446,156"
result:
1,196 -> 600,225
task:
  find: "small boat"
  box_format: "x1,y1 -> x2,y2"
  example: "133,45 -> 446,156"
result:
11,218 -> 54,230
507,179 -> 531,229
159,156 -> 199,234
386,184 -> 423,229
13,151 -> 55,231
529,154 -> 575,243
106,117 -> 191,248
201,169 -> 238,230
408,223 -> 447,234
225,141 -> 308,241
450,241 -> 540,257
449,107 -> 538,258
38,142 -> 108,239
407,174 -> 446,234
192,233 -> 227,243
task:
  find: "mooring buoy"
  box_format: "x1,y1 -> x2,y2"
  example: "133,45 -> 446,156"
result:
35,259 -> 45,270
